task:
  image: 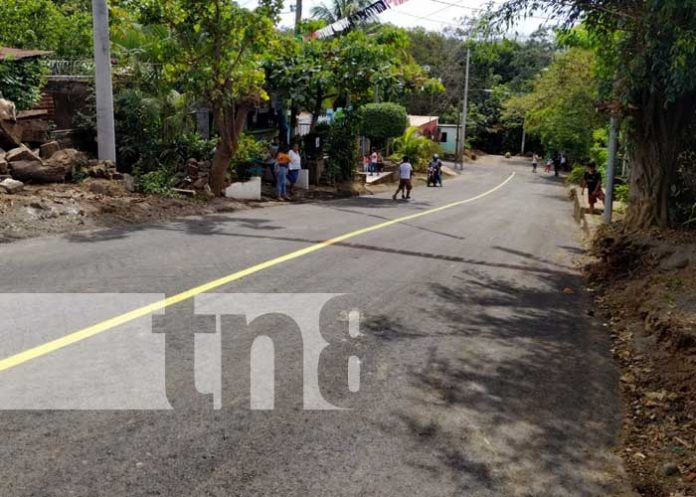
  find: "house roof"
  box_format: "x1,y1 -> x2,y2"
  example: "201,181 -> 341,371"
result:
0,47 -> 52,61
408,115 -> 439,128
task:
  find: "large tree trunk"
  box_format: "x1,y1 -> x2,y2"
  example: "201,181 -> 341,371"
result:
210,102 -> 251,196
624,92 -> 693,229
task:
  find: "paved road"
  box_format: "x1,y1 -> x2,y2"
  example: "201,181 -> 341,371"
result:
0,157 -> 626,496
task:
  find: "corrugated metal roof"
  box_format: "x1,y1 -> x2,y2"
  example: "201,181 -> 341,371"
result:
0,47 -> 52,61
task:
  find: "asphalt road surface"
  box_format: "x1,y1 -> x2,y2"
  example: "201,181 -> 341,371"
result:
0,157 -> 627,496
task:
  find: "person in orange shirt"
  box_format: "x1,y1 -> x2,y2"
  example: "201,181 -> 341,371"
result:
276,145 -> 291,201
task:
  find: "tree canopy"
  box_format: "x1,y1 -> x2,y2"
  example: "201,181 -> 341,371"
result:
491,0 -> 696,228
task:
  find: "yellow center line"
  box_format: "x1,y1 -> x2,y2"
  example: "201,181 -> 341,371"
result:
0,172 -> 515,372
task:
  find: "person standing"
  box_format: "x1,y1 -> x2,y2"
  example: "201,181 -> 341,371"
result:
581,161 -> 605,215
370,148 -> 379,176
287,143 -> 302,197
276,145 -> 291,201
553,153 -> 561,177
393,156 -> 413,200
532,152 -> 539,173
560,152 -> 568,171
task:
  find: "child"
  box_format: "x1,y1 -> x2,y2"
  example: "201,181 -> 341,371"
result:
581,161 -> 605,214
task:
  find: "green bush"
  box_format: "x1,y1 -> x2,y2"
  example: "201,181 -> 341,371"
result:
0,58 -> 48,110
568,164 -> 586,185
326,113 -> 360,182
231,133 -> 268,179
359,102 -> 408,147
391,126 -> 443,172
614,183 -> 629,203
136,167 -> 179,196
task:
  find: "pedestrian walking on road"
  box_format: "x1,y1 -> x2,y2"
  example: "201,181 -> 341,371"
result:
581,161 -> 605,215
532,153 -> 539,173
553,153 -> 561,177
276,145 -> 291,201
560,152 -> 568,171
393,156 -> 413,200
287,143 -> 302,197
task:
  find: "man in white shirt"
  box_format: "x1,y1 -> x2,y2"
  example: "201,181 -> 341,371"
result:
393,156 -> 413,200
287,143 -> 302,196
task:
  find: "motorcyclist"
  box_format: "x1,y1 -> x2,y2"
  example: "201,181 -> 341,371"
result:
427,154 -> 443,187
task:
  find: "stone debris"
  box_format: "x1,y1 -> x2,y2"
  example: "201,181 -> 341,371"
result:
0,177 -> 24,194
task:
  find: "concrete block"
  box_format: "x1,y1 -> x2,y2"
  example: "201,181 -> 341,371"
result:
296,169 -> 309,190
225,176 -> 261,200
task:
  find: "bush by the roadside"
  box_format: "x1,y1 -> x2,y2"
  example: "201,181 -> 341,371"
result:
359,103 -> 408,150
391,126 -> 442,172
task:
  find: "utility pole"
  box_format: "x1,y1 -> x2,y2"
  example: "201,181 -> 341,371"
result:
520,117 -> 526,156
603,115 -> 619,224
91,0 -> 116,162
294,0 -> 302,34
458,46 -> 470,170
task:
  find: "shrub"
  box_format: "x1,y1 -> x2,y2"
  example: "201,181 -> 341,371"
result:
614,183 -> 629,203
359,102 -> 408,148
392,126 -> 442,172
0,58 -> 48,110
231,133 -> 268,179
505,152 -> 511,159
326,113 -> 359,182
568,164 -> 586,185
136,166 -> 179,196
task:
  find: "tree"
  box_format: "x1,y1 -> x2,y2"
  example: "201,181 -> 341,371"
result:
492,0 -> 696,228
359,102 -> 408,148
152,0 -> 282,195
266,26 -> 438,129
503,47 -> 601,160
310,0 -> 371,23
0,0 -> 93,57
402,26 -> 554,153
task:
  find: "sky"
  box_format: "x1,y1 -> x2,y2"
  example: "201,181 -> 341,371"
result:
264,0 -> 551,36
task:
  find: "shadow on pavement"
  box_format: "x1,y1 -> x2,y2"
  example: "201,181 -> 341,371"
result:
370,250 -> 624,496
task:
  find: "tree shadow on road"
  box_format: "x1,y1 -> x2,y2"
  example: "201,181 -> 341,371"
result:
370,250 -> 626,496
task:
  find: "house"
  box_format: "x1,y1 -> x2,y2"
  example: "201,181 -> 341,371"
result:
408,115 -> 439,139
437,123 -> 460,156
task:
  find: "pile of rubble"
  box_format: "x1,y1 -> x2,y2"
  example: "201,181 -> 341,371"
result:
0,98 -> 126,195
177,158 -> 213,195
0,142 -> 123,194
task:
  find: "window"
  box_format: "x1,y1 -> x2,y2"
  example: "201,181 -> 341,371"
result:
440,132 -> 448,143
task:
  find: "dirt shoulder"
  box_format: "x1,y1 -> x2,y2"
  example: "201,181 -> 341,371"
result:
0,179 -> 362,244
584,225 -> 696,496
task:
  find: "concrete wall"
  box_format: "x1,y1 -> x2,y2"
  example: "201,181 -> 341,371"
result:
438,124 -> 458,155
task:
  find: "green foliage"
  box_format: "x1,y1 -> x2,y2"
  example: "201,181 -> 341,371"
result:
0,0 -> 93,57
403,27 -> 554,154
503,47 -> 601,160
359,103 -> 408,142
392,126 -> 443,172
231,133 -> 268,173
310,0 -> 371,23
568,165 -> 586,185
152,0 -> 282,107
492,0 -> 696,228
589,128 -> 609,169
0,58 -> 48,110
326,113 -> 360,182
136,166 -> 179,196
615,183 -> 629,203
265,25 -> 439,120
